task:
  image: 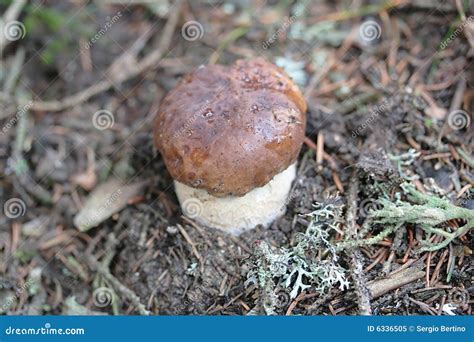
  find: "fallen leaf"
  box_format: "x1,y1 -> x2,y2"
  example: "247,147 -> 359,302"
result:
73,177 -> 147,232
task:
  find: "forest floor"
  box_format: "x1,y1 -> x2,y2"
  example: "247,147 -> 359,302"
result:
0,0 -> 473,316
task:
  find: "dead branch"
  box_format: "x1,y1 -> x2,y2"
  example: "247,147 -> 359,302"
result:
345,172 -> 372,315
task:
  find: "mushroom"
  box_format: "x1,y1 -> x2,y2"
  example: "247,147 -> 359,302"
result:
154,58 -> 307,235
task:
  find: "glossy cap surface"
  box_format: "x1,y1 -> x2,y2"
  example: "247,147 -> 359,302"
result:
154,58 -> 307,196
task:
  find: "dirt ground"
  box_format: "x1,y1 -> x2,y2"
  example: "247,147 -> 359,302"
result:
0,0 -> 473,316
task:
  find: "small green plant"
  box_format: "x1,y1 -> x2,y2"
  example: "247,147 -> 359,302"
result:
246,197 -> 349,315
337,183 -> 474,252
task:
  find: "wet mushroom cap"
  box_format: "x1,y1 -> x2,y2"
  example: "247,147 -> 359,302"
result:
153,58 -> 307,197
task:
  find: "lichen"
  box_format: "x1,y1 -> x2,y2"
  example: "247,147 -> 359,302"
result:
337,183 -> 474,252
246,196 -> 349,314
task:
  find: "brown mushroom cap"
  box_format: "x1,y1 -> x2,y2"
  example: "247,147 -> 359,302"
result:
153,58 -> 307,197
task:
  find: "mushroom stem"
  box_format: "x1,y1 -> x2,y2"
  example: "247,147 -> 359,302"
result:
175,163 -> 297,235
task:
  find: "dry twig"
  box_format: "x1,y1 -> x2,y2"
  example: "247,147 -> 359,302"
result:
344,172 -> 372,315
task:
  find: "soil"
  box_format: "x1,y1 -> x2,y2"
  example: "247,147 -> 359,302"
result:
0,0 -> 472,316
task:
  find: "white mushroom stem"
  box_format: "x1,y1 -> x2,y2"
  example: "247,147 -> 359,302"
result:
174,163 -> 296,235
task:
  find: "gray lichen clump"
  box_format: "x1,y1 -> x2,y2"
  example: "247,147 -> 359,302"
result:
245,197 -> 349,315
245,180 -> 474,315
